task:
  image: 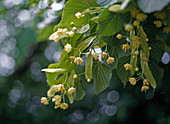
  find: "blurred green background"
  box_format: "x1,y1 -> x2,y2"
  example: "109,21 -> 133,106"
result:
0,0 -> 170,124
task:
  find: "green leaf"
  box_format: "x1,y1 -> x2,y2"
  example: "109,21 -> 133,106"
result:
138,26 -> 150,58
74,36 -> 96,56
138,0 -> 169,13
149,40 -> 165,64
54,0 -> 100,30
85,54 -> 93,80
116,56 -> 130,87
93,61 -> 112,94
98,8 -> 130,37
74,77 -> 86,101
140,51 -> 156,89
149,63 -> 164,86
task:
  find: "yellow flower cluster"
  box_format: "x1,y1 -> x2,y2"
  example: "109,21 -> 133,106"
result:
129,8 -> 139,18
116,34 -> 122,39
129,77 -> 136,85
141,79 -> 150,92
154,21 -> 162,28
133,20 -> 140,27
106,57 -> 115,64
41,84 -> 77,110
64,44 -> 72,53
101,52 -> 107,59
131,36 -> 141,48
122,44 -> 131,52
163,27 -> 170,33
124,63 -> 132,70
60,103 -> 68,110
49,28 -> 68,42
74,57 -> 84,65
67,87 -> 76,94
142,57 -> 149,62
136,13 -> 147,22
154,12 -> 166,20
41,97 -> 49,105
124,24 -> 133,32
52,95 -> 61,105
134,51 -> 139,56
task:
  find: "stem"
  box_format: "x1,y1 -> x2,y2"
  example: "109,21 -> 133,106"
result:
78,72 -> 85,76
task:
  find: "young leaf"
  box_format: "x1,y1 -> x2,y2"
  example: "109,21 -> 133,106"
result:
93,61 -> 112,94
85,54 -> 93,80
140,51 -> 156,89
74,77 -> 86,101
98,8 -> 130,37
116,56 -> 130,87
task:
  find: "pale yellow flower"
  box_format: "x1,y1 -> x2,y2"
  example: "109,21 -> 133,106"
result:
64,44 -> 72,53
68,87 -> 76,94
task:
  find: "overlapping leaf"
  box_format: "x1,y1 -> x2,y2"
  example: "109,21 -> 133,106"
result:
98,8 -> 130,37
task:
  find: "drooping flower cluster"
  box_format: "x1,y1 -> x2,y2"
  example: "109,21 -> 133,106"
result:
41,84 -> 76,110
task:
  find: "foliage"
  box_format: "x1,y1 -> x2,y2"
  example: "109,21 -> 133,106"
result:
41,0 -> 169,110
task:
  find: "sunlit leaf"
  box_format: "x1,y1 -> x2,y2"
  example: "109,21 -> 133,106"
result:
54,0 -> 100,30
